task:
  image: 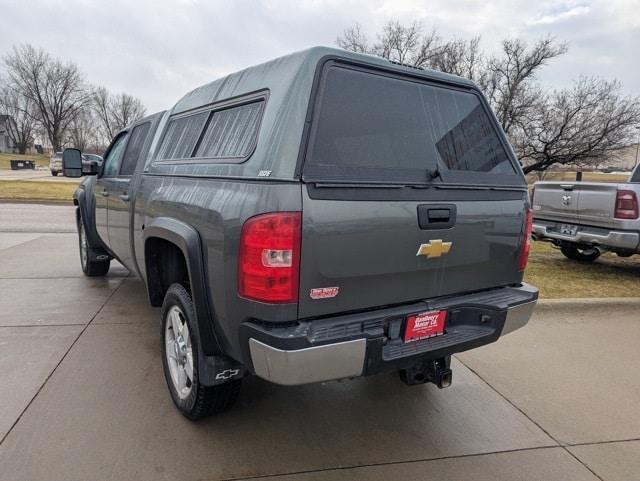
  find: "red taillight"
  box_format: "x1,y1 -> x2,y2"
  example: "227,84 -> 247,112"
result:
614,190 -> 639,219
518,209 -> 533,272
238,212 -> 301,303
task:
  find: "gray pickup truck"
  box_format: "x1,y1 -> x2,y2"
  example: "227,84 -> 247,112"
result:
62,46 -> 537,420
532,167 -> 640,261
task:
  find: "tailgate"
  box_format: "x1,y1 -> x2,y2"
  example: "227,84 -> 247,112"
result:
532,182 -> 579,223
575,182 -> 621,229
533,181 -> 624,229
297,61 -> 527,319
298,190 -> 527,318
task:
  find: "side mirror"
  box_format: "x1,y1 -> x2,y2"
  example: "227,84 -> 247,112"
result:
62,148 -> 83,177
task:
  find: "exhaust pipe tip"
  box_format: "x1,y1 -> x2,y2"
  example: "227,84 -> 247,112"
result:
437,368 -> 453,389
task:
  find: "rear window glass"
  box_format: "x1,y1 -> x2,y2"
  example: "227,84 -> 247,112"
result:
157,111 -> 208,160
304,66 -> 516,184
195,101 -> 264,159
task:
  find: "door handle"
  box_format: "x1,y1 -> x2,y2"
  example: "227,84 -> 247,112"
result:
119,193 -> 130,202
418,204 -> 457,230
427,208 -> 451,222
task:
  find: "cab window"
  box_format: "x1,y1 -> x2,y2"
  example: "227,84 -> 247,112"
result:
102,133 -> 128,177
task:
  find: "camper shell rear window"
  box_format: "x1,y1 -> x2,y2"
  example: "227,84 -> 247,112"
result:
303,63 -> 520,185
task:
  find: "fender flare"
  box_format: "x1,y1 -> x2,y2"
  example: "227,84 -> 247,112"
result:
74,188 -> 109,254
143,217 -> 223,358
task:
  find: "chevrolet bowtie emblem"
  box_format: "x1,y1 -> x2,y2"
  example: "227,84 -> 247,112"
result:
416,239 -> 452,258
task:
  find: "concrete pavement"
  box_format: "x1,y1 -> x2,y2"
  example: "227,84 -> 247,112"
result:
0,203 -> 639,481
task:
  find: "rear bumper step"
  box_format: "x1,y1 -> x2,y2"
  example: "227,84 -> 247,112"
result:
242,283 -> 538,386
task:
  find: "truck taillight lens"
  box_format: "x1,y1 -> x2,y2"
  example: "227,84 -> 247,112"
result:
238,212 -> 301,303
518,209 -> 533,272
614,190 -> 639,219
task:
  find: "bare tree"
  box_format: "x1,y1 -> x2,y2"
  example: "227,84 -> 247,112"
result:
484,38 -> 567,135
429,36 -> 484,82
92,86 -> 114,142
336,23 -> 370,54
515,78 -> 640,174
67,107 -> 100,153
0,85 -> 38,154
92,87 -> 146,144
110,92 -> 146,132
3,44 -> 91,152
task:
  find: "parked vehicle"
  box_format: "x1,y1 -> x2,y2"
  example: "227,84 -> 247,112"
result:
50,151 -> 62,176
532,166 -> 640,261
51,151 -> 102,176
82,153 -> 103,167
62,47 -> 537,420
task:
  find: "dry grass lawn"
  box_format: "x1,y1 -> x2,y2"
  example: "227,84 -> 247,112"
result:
525,241 -> 639,298
0,180 -> 76,203
0,152 -> 52,170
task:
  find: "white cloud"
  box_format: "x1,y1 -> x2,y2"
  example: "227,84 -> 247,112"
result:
529,5 -> 591,25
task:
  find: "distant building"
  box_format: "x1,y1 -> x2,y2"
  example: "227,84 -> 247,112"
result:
0,115 -> 14,152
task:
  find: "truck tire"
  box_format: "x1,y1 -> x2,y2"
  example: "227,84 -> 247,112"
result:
161,283 -> 240,420
560,244 -> 601,262
77,211 -> 110,276
51,171 -> 58,176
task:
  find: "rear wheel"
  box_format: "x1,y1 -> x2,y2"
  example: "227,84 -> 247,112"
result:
51,170 -> 58,176
161,283 -> 240,420
77,212 -> 110,276
560,244 -> 601,262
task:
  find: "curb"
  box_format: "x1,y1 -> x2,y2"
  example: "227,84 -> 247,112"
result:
536,297 -> 640,310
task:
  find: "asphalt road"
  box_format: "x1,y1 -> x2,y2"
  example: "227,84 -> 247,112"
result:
0,168 -> 79,182
0,203 -> 639,481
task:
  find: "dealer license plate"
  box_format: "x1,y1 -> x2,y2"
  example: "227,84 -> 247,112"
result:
403,310 -> 447,343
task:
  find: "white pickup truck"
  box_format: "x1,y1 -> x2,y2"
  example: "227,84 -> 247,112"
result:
532,166 -> 640,261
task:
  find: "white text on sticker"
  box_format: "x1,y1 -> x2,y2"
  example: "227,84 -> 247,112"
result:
310,287 -> 339,299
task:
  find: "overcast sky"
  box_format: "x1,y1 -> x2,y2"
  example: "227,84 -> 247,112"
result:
1,0 -> 638,112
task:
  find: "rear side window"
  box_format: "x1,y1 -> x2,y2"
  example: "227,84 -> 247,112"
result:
155,98 -> 265,162
195,102 -> 264,159
157,111 -> 208,160
304,66 -> 517,184
120,122 -> 151,175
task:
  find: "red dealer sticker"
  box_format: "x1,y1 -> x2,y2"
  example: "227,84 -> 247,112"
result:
310,287 -> 339,300
403,310 -> 447,342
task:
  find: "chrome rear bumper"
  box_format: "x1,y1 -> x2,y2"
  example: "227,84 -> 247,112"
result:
249,291 -> 536,386
249,338 -> 367,385
533,222 -> 640,251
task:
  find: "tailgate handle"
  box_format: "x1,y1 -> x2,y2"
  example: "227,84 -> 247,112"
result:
560,184 -> 575,191
418,204 -> 456,230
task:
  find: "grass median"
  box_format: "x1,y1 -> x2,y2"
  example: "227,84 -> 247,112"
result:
525,241 -> 639,298
0,180 -> 77,203
0,152 -> 51,170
